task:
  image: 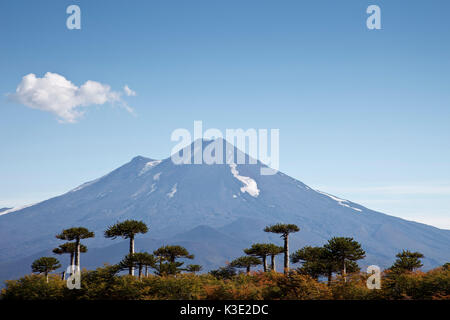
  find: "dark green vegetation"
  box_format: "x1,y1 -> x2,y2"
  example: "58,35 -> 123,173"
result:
1,220 -> 449,300
2,265 -> 449,300
105,220 -> 148,275
30,257 -> 61,283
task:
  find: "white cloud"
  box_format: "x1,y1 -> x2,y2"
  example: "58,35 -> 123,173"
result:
124,85 -> 136,97
9,72 -> 134,123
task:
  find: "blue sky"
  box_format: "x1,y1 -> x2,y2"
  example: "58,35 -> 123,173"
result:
1,0 -> 449,228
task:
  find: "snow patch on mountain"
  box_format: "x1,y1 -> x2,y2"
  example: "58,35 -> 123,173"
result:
316,190 -> 362,212
167,183 -> 177,198
153,172 -> 162,181
139,160 -> 162,176
0,203 -> 37,216
132,185 -> 148,198
148,183 -> 157,194
96,191 -> 110,199
229,163 -> 260,197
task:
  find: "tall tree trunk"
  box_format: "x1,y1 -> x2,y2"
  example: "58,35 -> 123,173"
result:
129,236 -> 135,276
262,255 -> 267,272
45,272 -> 49,283
75,238 -> 80,272
70,253 -> 75,275
61,271 -> 66,280
343,259 -> 347,283
138,264 -> 143,280
145,265 -> 148,277
327,271 -> 332,286
246,266 -> 250,275
271,255 -> 276,272
283,234 -> 289,274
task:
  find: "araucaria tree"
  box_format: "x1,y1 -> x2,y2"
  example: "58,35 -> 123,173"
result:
56,227 -> 94,272
230,256 -> 262,274
266,244 -> 284,272
53,242 -> 87,276
264,223 -> 300,274
31,257 -> 61,283
104,220 -> 148,276
390,250 -> 424,272
118,252 -> 155,280
186,264 -> 202,275
153,245 -> 194,276
209,265 -> 237,279
244,243 -> 277,272
290,245 -> 346,285
323,237 -> 365,282
291,246 -> 328,280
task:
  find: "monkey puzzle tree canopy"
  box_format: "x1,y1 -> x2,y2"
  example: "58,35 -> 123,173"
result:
118,252 -> 155,268
230,256 -> 262,274
104,220 -> 148,276
56,227 -> 95,241
118,252 -> 156,279
291,246 -> 323,264
153,245 -> 194,276
266,243 -> 284,255
323,237 -> 365,280
264,223 -> 300,273
104,220 -> 148,239
53,242 -> 87,255
153,245 -> 194,262
244,243 -> 277,272
209,265 -> 237,279
32,257 -> 61,274
55,227 -> 94,271
390,250 -> 424,272
244,243 -> 273,256
264,223 -> 300,237
31,257 -> 61,283
53,242 -> 87,271
186,264 -> 202,274
291,246 -> 328,279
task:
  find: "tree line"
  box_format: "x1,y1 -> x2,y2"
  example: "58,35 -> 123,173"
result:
31,219 -> 204,282
30,221 -> 429,287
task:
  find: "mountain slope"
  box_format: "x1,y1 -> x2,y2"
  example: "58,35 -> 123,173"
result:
0,139 -> 448,283
0,208 -> 11,214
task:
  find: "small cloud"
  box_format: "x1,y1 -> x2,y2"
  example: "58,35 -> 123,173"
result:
8,72 -> 134,123
124,85 -> 137,97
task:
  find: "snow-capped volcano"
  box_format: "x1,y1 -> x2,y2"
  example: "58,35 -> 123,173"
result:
0,139 -> 449,283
